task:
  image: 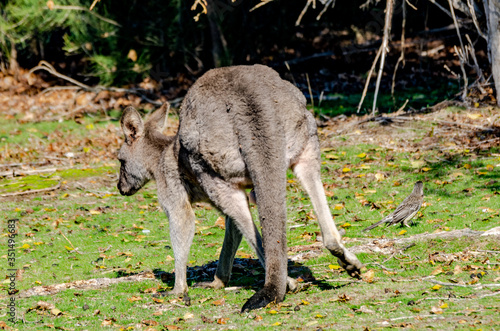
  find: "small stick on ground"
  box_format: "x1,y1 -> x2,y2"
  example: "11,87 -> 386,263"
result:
0,183 -> 61,197
59,230 -> 76,250
426,278 -> 500,288
364,262 -> 398,272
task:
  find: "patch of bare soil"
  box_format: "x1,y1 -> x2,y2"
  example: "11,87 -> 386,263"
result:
320,101 -> 500,152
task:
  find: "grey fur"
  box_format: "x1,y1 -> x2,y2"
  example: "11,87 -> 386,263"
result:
117,64 -> 363,312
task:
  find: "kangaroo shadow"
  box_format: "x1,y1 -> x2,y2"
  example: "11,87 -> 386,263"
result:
137,258 -> 350,293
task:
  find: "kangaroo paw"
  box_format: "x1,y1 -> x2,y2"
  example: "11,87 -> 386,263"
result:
326,243 -> 363,279
241,286 -> 283,313
193,276 -> 226,290
286,277 -> 298,293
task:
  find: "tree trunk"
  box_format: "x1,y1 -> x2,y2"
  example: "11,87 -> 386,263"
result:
206,0 -> 229,68
484,0 -> 500,106
9,40 -> 19,78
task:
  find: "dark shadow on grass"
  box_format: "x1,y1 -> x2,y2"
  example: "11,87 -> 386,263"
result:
134,258 -> 352,293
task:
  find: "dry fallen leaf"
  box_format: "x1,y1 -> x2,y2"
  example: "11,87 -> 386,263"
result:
375,173 -> 385,181
431,306 -> 443,314
127,296 -> 142,302
212,298 -> 225,306
431,266 -> 443,276
431,284 -> 442,291
362,269 -> 375,283
214,216 -> 225,229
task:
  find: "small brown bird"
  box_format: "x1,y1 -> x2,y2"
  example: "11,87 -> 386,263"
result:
363,181 -> 424,232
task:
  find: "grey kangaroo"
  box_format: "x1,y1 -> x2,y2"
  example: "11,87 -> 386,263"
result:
117,64 -> 363,312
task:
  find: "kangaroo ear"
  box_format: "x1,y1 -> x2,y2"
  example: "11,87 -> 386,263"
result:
146,102 -> 171,134
159,102 -> 171,134
121,106 -> 144,144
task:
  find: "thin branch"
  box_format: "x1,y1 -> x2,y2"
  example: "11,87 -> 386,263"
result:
426,278 -> 500,289
0,183 -> 61,197
447,0 -> 465,50
250,0 -> 274,12
306,73 -> 314,109
405,0 -> 417,11
59,230 -> 76,250
466,0 -> 487,40
372,0 -> 395,115
296,0 -> 316,26
29,61 -> 91,90
392,0 -> 406,97
316,0 -> 336,20
428,0 -> 453,18
357,46 -> 383,113
29,61 -> 163,106
454,45 -> 469,100
89,0 -> 100,11
364,262 -> 398,272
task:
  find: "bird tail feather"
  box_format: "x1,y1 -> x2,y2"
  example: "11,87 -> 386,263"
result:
362,218 -> 390,232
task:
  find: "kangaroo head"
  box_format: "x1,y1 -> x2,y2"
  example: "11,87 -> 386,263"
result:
117,103 -> 172,196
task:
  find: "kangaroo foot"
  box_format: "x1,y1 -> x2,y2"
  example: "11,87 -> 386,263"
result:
286,277 -> 298,293
193,276 -> 226,290
326,243 -> 363,279
241,285 -> 284,313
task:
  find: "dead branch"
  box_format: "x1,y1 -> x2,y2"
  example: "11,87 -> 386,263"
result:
372,0 -> 395,115
250,0 -> 273,12
467,0 -> 487,40
350,228 -> 487,255
357,47 -> 382,113
18,271 -> 155,298
0,183 -> 61,197
59,230 -> 75,250
89,0 -> 100,11
476,249 -> 500,254
0,167 -> 64,178
296,0 -> 316,26
29,61 -> 163,106
316,0 -> 336,20
428,0 -> 453,18
426,278 -> 500,289
29,61 -> 91,90
364,262 -> 398,272
392,0 -> 406,97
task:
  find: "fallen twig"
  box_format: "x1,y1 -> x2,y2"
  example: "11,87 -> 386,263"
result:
0,167 -> 68,178
474,249 -> 500,254
364,262 -> 398,272
18,271 -> 155,298
426,278 -> 500,289
0,182 -> 61,197
59,230 -> 75,249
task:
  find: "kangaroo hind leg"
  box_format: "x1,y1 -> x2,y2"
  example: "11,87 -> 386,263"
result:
292,139 -> 364,278
194,215 -> 243,289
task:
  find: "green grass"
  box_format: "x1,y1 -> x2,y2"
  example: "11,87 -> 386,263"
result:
312,83 -> 459,118
0,108 -> 499,330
